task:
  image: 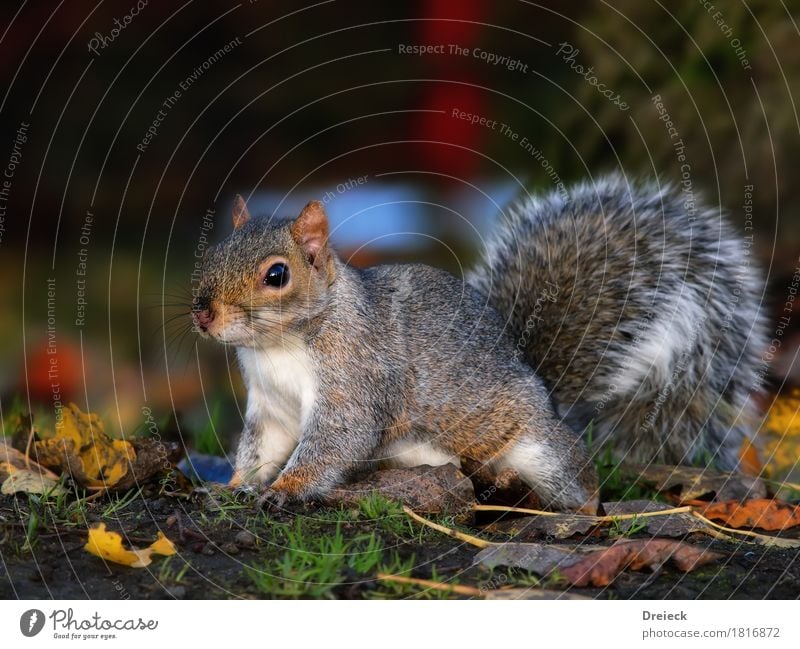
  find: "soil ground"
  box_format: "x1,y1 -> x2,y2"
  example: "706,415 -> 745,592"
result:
2,490 -> 799,599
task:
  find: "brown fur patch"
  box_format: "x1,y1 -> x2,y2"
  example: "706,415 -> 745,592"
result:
271,467 -> 319,497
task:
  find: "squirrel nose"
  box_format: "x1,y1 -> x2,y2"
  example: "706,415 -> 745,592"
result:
192,308 -> 215,331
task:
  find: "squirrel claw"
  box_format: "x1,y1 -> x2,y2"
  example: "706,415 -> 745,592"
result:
231,484 -> 258,502
257,486 -> 289,512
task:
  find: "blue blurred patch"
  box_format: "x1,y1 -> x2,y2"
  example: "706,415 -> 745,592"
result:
252,184 -> 427,251
249,180 -> 524,253
179,452 -> 234,484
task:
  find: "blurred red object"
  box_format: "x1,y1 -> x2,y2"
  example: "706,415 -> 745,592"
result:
25,338 -> 82,404
411,0 -> 486,181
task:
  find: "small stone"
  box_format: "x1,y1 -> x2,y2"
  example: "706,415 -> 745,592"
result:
221,542 -> 239,555
150,498 -> 167,512
201,542 -> 216,556
234,530 -> 256,548
327,464 -> 475,514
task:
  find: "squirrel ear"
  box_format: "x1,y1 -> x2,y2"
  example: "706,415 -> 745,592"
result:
291,200 -> 329,267
232,194 -> 251,230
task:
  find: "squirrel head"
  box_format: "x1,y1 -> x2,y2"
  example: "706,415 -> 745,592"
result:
192,195 -> 337,346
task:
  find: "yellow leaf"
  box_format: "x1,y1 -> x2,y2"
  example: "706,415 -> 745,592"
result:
34,403 -> 136,488
0,461 -> 18,476
148,533 -> 178,556
759,390 -> 800,490
84,523 -> 176,568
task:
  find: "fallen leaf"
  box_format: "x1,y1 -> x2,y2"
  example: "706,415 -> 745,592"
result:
603,500 -> 707,537
31,403 -> 136,489
84,523 -> 176,568
738,438 -> 763,476
474,537 -> 722,587
560,539 -> 723,587
0,439 -> 59,482
622,464 -> 767,503
484,589 -> 591,600
699,499 -> 800,532
482,514 -> 596,540
759,390 -> 800,494
473,542 -> 587,573
1,469 -> 67,496
113,437 -> 183,492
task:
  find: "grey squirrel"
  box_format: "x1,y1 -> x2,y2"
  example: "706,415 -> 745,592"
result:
192,175 -> 765,512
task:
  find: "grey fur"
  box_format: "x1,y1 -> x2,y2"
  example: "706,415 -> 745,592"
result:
468,174 -> 766,469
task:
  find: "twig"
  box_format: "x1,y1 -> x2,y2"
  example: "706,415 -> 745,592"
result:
415,503 -> 800,550
83,488 -> 109,502
473,503 -> 693,522
690,511 -> 800,548
24,420 -> 35,471
473,503 -> 560,517
473,503 -> 799,546
761,477 -> 800,492
376,573 -> 482,597
402,506 -> 497,548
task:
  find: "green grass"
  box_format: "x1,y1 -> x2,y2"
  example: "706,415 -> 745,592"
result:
101,488 -> 142,518
304,493 -> 430,541
608,514 -> 647,538
586,423 -> 663,502
246,518 -> 387,598
246,494 -> 477,599
156,556 -> 191,586
203,486 -> 252,523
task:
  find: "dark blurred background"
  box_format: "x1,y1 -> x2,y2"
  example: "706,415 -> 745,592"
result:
1,1 -> 799,463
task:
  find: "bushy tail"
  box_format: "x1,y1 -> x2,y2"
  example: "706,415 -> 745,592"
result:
468,175 -> 767,470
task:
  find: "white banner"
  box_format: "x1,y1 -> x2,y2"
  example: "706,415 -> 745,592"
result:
1,600 -> 797,647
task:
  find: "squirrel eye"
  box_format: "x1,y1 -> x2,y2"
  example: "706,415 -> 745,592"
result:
263,262 -> 290,288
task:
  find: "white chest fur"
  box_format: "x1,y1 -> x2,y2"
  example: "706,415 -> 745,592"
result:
236,341 -> 317,481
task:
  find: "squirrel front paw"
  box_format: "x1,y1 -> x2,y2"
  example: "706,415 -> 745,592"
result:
257,485 -> 291,512
231,483 -> 258,502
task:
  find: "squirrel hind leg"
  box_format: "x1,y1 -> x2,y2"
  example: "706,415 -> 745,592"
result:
490,430 -> 599,514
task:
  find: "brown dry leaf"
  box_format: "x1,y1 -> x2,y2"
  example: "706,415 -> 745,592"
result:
0,439 -> 60,482
113,437 -> 183,492
32,403 -> 136,489
699,499 -> 800,532
475,537 -> 722,586
84,523 -> 176,568
603,500 -> 707,537
1,468 -> 66,496
623,464 -> 767,502
482,514 -> 596,541
484,589 -> 591,600
474,542 -> 589,573
560,539 -> 723,588
1,439 -> 66,496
